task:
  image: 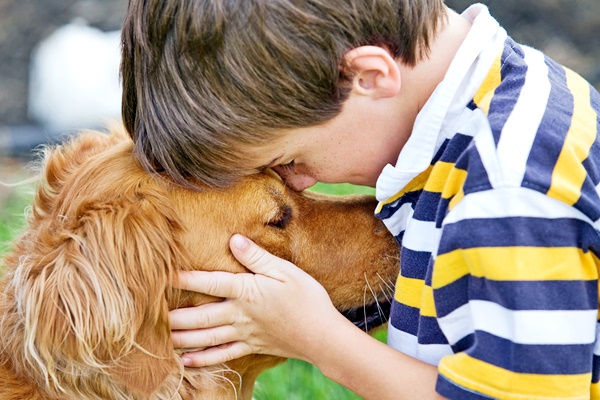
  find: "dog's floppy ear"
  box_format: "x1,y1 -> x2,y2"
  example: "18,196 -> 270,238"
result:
11,191 -> 185,398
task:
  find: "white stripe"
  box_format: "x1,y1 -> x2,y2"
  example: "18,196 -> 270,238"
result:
436,303 -> 475,346
594,182 -> 600,229
403,219 -> 440,253
381,202 -> 413,237
439,301 -> 597,346
496,46 -> 551,186
594,323 -> 600,356
387,324 -> 452,365
472,110 -> 503,188
444,186 -> 593,225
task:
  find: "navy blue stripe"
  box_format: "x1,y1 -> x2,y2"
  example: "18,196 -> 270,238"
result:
433,275 -> 469,318
461,146 -> 492,195
390,301 -> 448,345
591,80 -> 600,123
582,144 -> 600,188
437,216 -> 598,255
593,354 -> 600,383
431,138 -> 450,164
451,333 -> 474,354
400,247 -> 431,280
389,300 -> 419,336
467,99 -> 478,111
468,330 -> 594,375
412,190 -> 441,222
435,278 -> 597,316
437,375 -> 497,400
417,315 -> 449,345
470,277 -> 597,311
522,56 -> 572,193
487,40 -> 528,145
573,179 -> 600,221
435,197 -> 451,228
375,190 -> 420,220
507,37 -> 525,58
582,148 -> 600,188
584,82 -> 600,187
424,259 -> 433,286
438,133 -> 474,164
393,231 -> 404,248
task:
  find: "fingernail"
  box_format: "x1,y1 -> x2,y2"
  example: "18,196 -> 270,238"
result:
232,234 -> 248,251
182,357 -> 192,366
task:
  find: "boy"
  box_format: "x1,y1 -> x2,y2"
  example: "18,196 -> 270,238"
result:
121,0 -> 600,398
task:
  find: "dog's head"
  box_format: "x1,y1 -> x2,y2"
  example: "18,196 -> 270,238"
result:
0,129 -> 399,399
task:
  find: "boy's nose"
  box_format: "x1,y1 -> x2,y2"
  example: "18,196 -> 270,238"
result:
271,166 -> 318,191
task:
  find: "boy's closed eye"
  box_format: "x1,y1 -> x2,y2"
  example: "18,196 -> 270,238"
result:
277,160 -> 295,172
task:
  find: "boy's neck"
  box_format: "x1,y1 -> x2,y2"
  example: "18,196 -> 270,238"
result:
400,7 -> 472,111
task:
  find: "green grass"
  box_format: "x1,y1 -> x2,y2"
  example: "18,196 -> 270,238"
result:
0,181 -> 382,398
0,182 -> 34,261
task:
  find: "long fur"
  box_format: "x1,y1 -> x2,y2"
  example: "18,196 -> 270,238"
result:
0,128 -> 399,399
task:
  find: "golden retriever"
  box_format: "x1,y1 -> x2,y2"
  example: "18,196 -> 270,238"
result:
0,128 -> 399,399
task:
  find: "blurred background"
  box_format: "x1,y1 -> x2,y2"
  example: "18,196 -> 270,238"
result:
1,0 -> 599,157
0,0 -> 599,398
1,0 -> 600,159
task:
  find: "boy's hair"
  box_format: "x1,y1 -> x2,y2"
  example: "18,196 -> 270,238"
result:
121,0 -> 446,188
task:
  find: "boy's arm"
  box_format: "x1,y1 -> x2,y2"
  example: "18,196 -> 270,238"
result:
170,234 -> 447,400
306,308 -> 446,400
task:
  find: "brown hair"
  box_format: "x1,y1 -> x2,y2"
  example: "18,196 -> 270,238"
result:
121,0 -> 446,188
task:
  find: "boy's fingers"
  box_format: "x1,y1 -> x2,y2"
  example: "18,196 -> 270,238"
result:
174,270 -> 242,298
229,234 -> 290,280
169,301 -> 235,331
171,325 -> 240,350
181,342 -> 252,368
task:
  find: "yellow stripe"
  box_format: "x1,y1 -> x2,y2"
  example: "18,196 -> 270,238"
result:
473,52 -> 502,115
433,247 -> 599,289
547,68 -> 598,205
591,381 -> 600,399
448,188 -> 464,211
420,284 -> 436,317
424,161 -> 454,193
439,353 -> 591,399
375,166 -> 433,213
441,167 -> 468,200
394,276 -> 437,317
394,275 -> 424,308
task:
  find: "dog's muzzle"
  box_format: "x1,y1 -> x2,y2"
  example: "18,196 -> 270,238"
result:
340,299 -> 391,331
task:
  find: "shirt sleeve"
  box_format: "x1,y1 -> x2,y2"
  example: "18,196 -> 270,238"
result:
431,185 -> 600,399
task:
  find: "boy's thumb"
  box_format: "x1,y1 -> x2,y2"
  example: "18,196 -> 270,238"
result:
229,234 -> 290,279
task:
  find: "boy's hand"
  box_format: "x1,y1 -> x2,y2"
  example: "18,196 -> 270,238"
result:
169,234 -> 341,367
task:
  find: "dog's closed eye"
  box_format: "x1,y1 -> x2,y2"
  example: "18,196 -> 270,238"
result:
267,205 -> 292,230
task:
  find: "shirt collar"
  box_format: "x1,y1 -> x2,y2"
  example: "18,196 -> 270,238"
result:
375,4 -> 504,202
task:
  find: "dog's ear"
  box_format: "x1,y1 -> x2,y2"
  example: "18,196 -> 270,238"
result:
11,191 -> 186,398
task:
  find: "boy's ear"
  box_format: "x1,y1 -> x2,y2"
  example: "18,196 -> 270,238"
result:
343,46 -> 401,98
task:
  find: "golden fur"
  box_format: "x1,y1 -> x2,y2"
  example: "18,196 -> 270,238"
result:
0,128 -> 399,399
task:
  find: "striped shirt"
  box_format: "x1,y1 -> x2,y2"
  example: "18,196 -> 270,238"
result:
375,5 -> 600,399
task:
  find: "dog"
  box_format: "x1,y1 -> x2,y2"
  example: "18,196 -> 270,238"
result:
0,128 -> 399,399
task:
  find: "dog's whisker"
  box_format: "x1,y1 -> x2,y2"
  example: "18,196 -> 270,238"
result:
376,272 -> 395,293
363,283 -> 369,333
365,275 -> 385,322
378,281 -> 392,305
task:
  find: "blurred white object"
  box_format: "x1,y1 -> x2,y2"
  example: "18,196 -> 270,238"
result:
28,20 -> 122,132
